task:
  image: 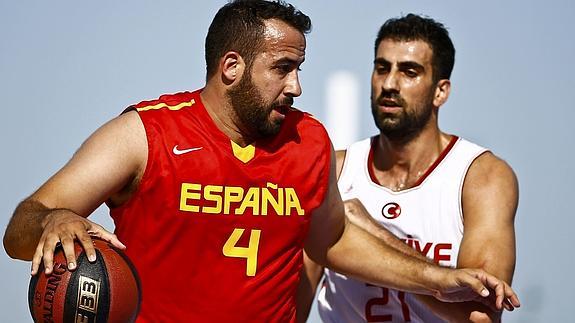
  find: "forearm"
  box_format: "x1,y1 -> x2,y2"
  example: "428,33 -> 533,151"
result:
346,208 -> 429,262
4,199 -> 54,260
324,220 -> 443,295
296,252 -> 324,323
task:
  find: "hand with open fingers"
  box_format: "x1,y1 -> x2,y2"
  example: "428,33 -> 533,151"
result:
31,209 -> 126,276
433,268 -> 520,311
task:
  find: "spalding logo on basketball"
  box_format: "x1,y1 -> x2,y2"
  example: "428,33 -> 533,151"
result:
28,238 -> 141,322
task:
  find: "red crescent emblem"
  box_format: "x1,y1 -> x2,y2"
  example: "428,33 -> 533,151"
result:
382,202 -> 401,219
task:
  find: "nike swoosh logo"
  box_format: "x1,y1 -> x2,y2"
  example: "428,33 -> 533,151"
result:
173,145 -> 203,155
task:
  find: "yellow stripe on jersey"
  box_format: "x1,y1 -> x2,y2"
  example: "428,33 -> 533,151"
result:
136,99 -> 196,112
231,141 -> 255,163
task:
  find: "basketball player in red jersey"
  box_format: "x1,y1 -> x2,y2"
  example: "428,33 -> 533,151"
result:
4,1 -> 518,322
298,14 -> 518,323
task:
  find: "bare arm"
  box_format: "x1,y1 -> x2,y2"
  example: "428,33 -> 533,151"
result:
296,198 -> 435,322
3,111 -> 146,274
415,152 -> 518,322
296,150 -> 346,322
303,146 -> 519,308
341,152 -> 519,322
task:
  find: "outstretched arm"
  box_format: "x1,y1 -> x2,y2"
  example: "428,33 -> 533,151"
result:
303,145 -> 519,310
3,111 -> 146,274
342,152 -> 519,322
296,150 -> 347,322
418,152 -> 518,321
296,251 -> 324,323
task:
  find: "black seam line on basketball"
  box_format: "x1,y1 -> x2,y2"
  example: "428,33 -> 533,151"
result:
63,249 -> 110,323
98,248 -> 111,323
111,244 -> 142,321
28,270 -> 40,322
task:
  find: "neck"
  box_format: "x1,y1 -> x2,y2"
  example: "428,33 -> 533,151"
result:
372,120 -> 452,191
200,84 -> 254,147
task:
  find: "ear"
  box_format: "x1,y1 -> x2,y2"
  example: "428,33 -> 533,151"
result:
433,79 -> 451,108
220,51 -> 245,85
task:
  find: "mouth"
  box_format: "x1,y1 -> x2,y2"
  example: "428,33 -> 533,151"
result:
379,98 -> 402,108
273,104 -> 289,115
270,104 -> 290,123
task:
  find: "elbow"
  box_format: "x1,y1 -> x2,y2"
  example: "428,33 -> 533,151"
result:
3,231 -> 19,259
3,228 -> 31,261
4,231 -> 19,260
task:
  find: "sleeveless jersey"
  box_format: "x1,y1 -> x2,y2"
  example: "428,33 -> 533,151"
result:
110,89 -> 331,322
317,135 -> 487,323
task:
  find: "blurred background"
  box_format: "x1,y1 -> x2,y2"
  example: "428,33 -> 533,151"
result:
1,0 -> 573,321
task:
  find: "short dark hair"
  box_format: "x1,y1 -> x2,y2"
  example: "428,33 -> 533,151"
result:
205,0 -> 311,79
375,14 -> 455,81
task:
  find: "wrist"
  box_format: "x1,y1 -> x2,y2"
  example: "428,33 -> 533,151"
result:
40,208 -> 69,229
422,263 -> 448,296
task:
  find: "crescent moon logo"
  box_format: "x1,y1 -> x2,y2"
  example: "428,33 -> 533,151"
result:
382,202 -> 401,219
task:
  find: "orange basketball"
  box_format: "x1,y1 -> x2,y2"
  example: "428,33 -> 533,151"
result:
28,238 -> 141,322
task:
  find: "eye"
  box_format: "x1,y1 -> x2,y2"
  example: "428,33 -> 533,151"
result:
404,69 -> 418,78
375,65 -> 388,75
280,64 -> 294,73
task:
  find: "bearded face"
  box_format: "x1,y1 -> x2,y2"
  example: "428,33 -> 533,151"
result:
227,68 -> 293,138
370,86 -> 435,142
370,39 -> 441,143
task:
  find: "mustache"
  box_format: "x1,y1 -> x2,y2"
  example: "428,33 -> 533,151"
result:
274,97 -> 294,107
376,92 -> 405,107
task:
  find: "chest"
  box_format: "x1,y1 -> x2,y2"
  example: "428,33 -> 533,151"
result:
340,175 -> 463,266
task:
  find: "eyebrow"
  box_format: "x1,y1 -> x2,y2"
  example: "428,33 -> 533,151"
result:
374,58 -> 425,71
275,57 -> 305,66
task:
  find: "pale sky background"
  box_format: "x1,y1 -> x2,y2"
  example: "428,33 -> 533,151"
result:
1,0 -> 573,322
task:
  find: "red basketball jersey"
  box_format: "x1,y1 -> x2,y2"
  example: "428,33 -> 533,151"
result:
110,89 -> 331,322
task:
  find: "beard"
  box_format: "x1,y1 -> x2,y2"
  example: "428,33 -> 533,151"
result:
226,71 -> 292,139
371,90 -> 434,143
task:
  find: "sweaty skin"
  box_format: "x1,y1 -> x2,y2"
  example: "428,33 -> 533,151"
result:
4,18 -> 519,321
297,38 -> 518,323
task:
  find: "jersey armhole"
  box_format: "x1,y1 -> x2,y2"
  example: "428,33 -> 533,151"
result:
108,110 -> 152,212
458,148 -> 490,230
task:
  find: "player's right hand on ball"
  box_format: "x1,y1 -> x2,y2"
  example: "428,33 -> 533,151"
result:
31,209 -> 125,276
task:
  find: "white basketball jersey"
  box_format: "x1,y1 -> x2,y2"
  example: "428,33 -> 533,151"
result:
317,136 -> 488,323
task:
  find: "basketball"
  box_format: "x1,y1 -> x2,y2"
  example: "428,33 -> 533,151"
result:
28,238 -> 141,322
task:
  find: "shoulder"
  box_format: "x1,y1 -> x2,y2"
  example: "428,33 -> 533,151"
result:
128,90 -> 200,114
467,152 -> 517,185
464,151 -> 518,203
88,111 -> 147,161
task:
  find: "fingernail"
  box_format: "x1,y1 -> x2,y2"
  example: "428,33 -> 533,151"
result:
481,289 -> 489,297
45,267 -> 50,274
89,254 -> 96,262
68,262 -> 76,270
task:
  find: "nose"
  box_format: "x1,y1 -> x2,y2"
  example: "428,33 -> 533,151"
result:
284,71 -> 302,98
382,70 -> 399,93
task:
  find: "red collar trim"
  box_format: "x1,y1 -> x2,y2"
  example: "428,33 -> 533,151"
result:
367,135 -> 459,188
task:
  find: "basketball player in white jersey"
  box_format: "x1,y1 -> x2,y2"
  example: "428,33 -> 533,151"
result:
297,14 -> 518,322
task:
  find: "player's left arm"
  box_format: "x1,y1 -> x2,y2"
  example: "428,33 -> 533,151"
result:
459,152 -> 518,319
304,145 -> 519,309
415,151 -> 519,322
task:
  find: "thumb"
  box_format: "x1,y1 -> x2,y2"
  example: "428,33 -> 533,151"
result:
461,271 -> 490,298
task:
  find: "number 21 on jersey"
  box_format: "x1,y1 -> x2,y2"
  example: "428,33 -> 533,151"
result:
222,228 -> 262,276
365,283 -> 411,322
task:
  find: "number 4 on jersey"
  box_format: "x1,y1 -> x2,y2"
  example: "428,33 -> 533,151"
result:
222,228 -> 261,276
